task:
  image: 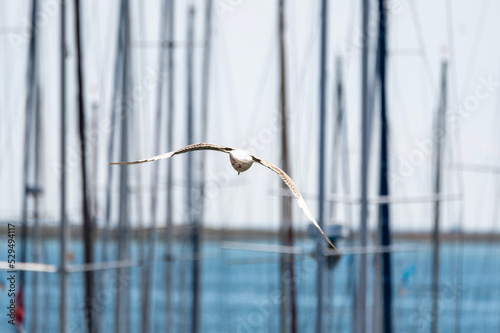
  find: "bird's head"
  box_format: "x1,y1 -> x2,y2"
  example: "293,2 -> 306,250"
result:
229,149 -> 253,175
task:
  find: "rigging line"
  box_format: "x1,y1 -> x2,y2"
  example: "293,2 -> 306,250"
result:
294,0 -> 319,110
342,0 -> 358,76
289,5 -> 319,178
408,0 -> 437,97
134,0 -> 149,163
458,0 -> 490,100
234,37 -> 276,144
389,71 -> 423,229
295,3 -> 322,198
445,2 -> 465,332
294,2 -> 320,165
394,1 -> 430,137
247,32 -> 276,140
328,58 -> 351,232
445,0 -> 465,233
215,26 -> 239,136
91,0 -> 116,119
133,0 -> 148,263
286,0 -> 299,109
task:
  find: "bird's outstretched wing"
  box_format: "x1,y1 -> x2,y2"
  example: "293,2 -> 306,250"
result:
252,155 -> 339,252
109,143 -> 234,165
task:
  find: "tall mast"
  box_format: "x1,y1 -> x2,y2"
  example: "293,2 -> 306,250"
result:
325,57 -> 344,332
142,0 -> 170,330
164,0 -> 175,331
316,0 -> 328,331
330,58 -> 343,221
198,0 -> 213,231
431,61 -> 447,333
357,0 -> 371,332
99,1 -> 125,331
32,73 -> 42,333
377,0 -> 392,331
278,1 -> 297,332
186,7 -> 200,333
115,0 -> 131,331
17,0 -> 38,325
59,0 -> 68,331
74,0 -> 95,331
20,0 -> 40,330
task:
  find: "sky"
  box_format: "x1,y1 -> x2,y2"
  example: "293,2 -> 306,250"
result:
2,0 -> 500,234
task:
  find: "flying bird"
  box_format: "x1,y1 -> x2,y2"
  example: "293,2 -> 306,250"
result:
110,143 -> 339,251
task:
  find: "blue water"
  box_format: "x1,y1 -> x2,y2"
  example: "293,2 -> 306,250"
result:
1,235 -> 499,332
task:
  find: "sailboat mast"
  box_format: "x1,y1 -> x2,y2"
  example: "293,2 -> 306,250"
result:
165,0 -> 175,331
377,1 -> 392,332
142,0 -> 171,330
329,57 -> 343,221
98,2 -> 125,331
186,7 -> 200,333
278,1 -> 297,332
20,0 -> 40,329
32,82 -> 42,333
357,0 -> 371,332
316,0 -> 328,331
431,61 -> 447,333
198,0 -> 213,229
59,0 -> 68,331
115,0 -> 131,331
74,0 -> 95,331
325,56 -> 343,332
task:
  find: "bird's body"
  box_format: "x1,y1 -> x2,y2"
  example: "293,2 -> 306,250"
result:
229,149 -> 253,174
110,143 -> 339,251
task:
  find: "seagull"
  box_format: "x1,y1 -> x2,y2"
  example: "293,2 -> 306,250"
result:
110,143 -> 339,251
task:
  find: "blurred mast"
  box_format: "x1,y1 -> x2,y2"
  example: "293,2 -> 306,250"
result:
329,58 -> 343,225
164,0 -> 175,331
141,0 -> 171,330
316,0 -> 328,331
115,0 -> 131,331
198,0 -> 213,234
98,0 -> 125,331
357,0 -> 371,332
325,56 -> 344,332
374,0 -> 392,332
431,61 -> 447,333
59,0 -> 68,331
278,1 -> 297,332
32,86 -> 43,333
21,0 -> 40,330
74,0 -> 95,331
186,7 -> 200,333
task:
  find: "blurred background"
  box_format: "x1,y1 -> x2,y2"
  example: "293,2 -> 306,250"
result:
1,0 -> 500,332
